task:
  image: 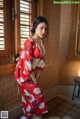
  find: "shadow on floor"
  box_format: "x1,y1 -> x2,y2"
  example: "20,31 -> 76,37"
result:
42,96 -> 80,119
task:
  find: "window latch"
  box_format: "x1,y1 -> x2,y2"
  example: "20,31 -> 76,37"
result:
12,54 -> 19,63
12,8 -> 15,21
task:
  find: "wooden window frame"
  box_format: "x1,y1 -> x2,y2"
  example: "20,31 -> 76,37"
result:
68,4 -> 80,60
0,0 -> 13,63
0,0 -> 15,76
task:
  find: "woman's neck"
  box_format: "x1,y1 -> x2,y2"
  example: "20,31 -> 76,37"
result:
31,34 -> 40,41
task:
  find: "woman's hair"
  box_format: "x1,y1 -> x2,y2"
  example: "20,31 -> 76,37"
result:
31,16 -> 49,37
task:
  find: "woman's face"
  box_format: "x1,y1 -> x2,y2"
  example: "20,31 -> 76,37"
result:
35,22 -> 48,39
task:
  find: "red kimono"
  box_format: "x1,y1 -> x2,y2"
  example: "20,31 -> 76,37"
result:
14,37 -> 48,118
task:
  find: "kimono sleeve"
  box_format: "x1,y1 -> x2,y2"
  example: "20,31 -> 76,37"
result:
14,40 -> 34,84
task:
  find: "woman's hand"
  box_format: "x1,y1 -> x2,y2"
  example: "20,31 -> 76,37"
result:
30,69 -> 41,84
16,57 -> 19,62
30,73 -> 38,84
35,69 -> 41,79
36,71 -> 40,79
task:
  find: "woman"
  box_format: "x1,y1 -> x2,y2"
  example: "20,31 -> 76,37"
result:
14,16 -> 49,119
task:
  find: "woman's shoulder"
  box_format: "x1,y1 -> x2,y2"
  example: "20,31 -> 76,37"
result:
24,37 -> 33,43
19,37 -> 34,54
24,37 -> 35,47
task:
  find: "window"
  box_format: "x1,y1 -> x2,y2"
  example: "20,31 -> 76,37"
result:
14,0 -> 37,54
0,0 -> 38,76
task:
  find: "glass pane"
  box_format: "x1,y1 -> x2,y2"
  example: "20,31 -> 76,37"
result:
20,14 -> 30,25
0,10 -> 4,21
0,37 -> 4,50
20,0 -> 31,13
21,26 -> 29,32
0,0 -> 3,7
0,0 -> 4,50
